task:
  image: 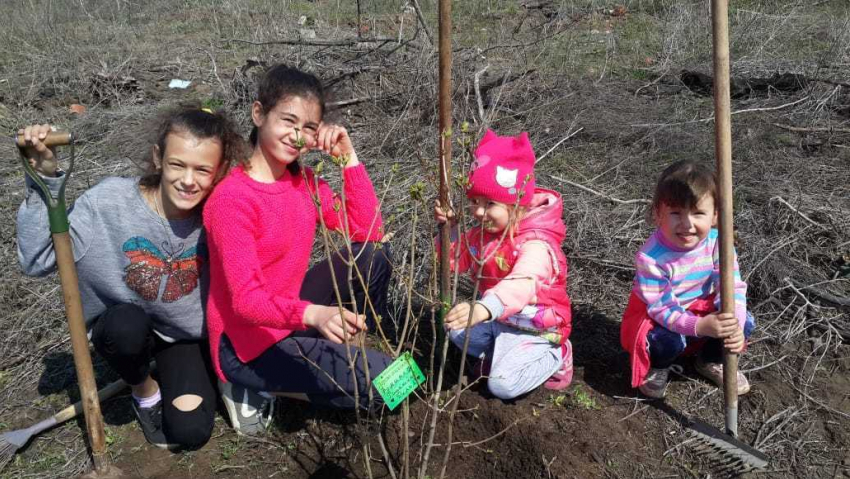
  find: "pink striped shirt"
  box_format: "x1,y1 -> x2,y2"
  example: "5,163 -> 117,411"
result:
633,228 -> 747,337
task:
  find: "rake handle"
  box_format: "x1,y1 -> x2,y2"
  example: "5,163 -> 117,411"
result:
711,0 -> 739,437
54,379 -> 128,424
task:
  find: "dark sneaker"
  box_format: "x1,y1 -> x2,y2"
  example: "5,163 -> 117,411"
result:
219,380 -> 274,436
639,367 -> 670,399
131,400 -> 168,449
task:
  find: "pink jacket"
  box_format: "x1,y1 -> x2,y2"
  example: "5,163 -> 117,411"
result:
450,188 -> 572,343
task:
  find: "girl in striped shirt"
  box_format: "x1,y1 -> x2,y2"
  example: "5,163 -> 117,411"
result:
620,160 -> 755,399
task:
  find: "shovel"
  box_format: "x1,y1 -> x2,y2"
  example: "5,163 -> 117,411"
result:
14,131 -> 120,476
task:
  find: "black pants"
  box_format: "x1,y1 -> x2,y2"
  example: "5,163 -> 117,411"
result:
91,303 -> 216,449
220,242 -> 393,409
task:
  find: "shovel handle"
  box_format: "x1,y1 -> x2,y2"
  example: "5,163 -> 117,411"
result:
16,130 -> 73,148
53,231 -> 109,471
16,129 -> 75,234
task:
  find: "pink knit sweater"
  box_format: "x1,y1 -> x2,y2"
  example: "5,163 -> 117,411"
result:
203,164 -> 384,380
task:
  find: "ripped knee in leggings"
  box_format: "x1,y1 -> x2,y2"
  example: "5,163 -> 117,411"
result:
172,394 -> 203,412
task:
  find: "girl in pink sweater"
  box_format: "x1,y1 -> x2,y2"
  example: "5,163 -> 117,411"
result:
435,130 -> 573,399
204,65 -> 392,434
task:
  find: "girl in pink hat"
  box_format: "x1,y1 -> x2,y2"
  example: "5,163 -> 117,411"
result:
435,130 -> 573,399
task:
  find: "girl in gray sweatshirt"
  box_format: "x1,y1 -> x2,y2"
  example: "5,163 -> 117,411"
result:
16,106 -> 246,449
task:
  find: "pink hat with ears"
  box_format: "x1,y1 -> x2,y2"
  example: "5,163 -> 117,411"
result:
466,130 -> 536,206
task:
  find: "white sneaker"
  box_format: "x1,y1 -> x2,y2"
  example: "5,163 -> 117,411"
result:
218,380 -> 275,436
695,359 -> 751,395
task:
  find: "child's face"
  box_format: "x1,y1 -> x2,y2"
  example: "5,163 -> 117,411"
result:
154,131 -> 223,219
657,194 -> 717,250
252,95 -> 322,165
469,196 -> 512,234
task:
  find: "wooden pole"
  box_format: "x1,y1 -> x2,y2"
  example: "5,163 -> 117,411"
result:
710,0 -> 739,438
53,232 -> 109,470
438,0 -> 452,325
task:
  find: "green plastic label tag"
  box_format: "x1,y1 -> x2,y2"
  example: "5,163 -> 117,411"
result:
374,352 -> 426,411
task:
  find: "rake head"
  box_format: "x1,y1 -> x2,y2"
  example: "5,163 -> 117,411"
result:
687,416 -> 769,477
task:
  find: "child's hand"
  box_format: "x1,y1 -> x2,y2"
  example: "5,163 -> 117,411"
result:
434,200 -> 455,225
303,304 -> 366,344
724,326 -> 745,354
18,124 -> 59,177
314,123 -> 359,167
695,312 -> 738,339
444,302 -> 490,330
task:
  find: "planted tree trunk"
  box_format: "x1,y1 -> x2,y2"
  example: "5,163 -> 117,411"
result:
438,0 -> 452,323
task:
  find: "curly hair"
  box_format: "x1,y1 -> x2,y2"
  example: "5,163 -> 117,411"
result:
139,103 -> 248,189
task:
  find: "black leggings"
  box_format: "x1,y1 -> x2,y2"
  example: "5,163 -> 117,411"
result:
220,242 -> 393,409
91,304 -> 217,449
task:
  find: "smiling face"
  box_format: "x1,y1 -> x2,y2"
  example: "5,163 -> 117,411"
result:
252,95 -> 322,169
656,193 -> 718,250
469,196 -> 513,234
153,131 -> 223,219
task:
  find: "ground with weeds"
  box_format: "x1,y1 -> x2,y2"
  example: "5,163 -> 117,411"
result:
1,1 -> 849,478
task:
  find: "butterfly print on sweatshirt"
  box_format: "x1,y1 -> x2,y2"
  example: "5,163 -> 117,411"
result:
122,236 -> 201,302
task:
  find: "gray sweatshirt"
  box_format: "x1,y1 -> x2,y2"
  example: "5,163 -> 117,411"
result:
17,174 -> 208,341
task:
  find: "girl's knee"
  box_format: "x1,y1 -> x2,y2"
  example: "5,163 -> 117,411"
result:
743,312 -> 756,338
100,303 -> 149,329
96,304 -> 152,354
487,377 -> 522,400
647,327 -> 687,360
448,329 -> 470,350
360,242 -> 392,274
172,394 -> 203,411
164,397 -> 213,449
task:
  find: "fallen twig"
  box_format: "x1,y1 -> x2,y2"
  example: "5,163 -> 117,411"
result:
410,0 -> 434,46
618,404 -> 649,423
631,96 -> 810,128
328,97 -> 373,109
740,355 -> 787,374
548,174 -> 650,205
223,36 -> 397,47
536,127 -> 584,163
772,123 -> 850,134
792,384 -> 850,420
788,278 -> 850,307
770,196 -> 829,230
474,65 -> 489,124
